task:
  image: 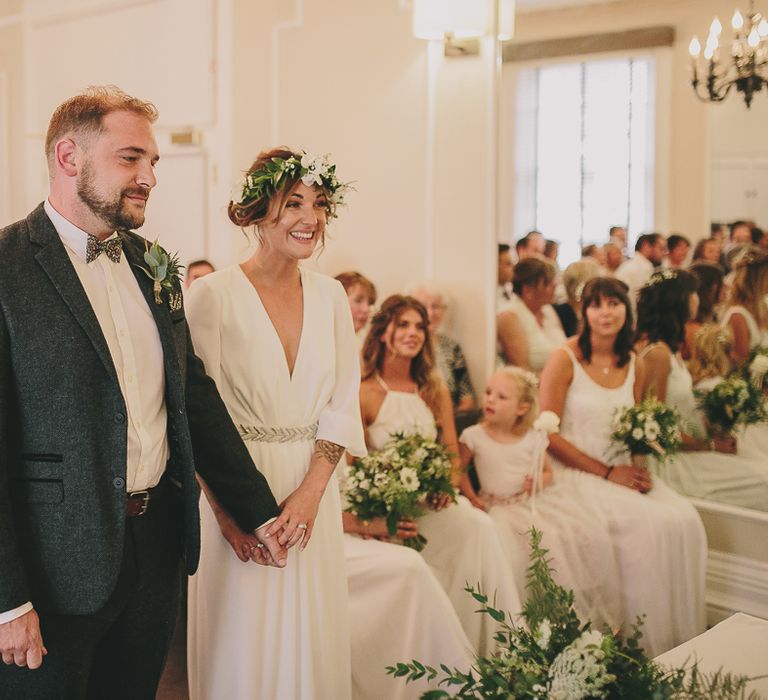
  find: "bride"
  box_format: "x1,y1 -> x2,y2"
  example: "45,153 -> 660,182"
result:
185,148 -> 365,699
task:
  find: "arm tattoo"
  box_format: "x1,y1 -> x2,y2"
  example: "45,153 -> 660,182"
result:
315,439 -> 345,466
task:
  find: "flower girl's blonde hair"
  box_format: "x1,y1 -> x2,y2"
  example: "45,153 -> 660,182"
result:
494,366 -> 539,432
688,324 -> 734,386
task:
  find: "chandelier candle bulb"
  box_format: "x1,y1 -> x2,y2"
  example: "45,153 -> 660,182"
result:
732,9 -> 745,30
748,26 -> 760,46
711,16 -> 724,35
689,36 -> 702,57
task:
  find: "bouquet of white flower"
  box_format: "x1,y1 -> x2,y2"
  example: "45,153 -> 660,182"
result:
389,529 -> 762,699
609,397 -> 682,464
696,373 -> 768,436
744,346 -> 768,391
343,432 -> 455,551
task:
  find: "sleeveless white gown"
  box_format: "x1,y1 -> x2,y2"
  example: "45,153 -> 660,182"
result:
460,424 -> 622,632
550,346 -> 706,656
367,380 -> 523,656
344,534 -> 474,699
647,348 -> 768,512
497,294 -> 566,372
185,266 -> 366,700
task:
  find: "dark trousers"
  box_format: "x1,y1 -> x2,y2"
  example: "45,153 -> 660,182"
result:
0,483 -> 183,700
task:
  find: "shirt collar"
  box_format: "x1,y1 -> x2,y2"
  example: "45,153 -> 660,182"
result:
44,199 -> 118,263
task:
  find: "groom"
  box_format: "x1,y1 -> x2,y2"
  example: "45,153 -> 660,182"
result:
0,86 -> 286,698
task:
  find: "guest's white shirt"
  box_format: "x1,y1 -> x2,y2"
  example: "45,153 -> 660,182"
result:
616,253 -> 654,299
0,201 -> 170,624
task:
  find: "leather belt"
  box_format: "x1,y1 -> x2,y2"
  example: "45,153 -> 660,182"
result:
126,483 -> 162,517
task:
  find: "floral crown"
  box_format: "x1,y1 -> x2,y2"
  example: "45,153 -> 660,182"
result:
643,268 -> 678,288
238,151 -> 350,217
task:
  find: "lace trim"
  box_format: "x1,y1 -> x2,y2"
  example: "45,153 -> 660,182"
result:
238,422 -> 319,443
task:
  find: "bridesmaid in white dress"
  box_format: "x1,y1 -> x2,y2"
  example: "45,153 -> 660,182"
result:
458,367 -> 622,632
497,257 -> 566,371
539,276 -> 707,657
186,148 -> 365,700
636,271 -> 768,512
359,295 -> 523,656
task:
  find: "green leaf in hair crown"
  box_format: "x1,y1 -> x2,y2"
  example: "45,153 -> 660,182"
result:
136,239 -> 184,304
239,151 -> 350,217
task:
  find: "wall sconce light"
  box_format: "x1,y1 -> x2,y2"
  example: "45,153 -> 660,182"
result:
412,0 -> 515,56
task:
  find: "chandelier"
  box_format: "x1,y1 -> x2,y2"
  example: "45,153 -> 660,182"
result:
688,0 -> 768,108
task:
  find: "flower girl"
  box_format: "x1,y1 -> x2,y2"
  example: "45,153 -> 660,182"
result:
459,367 -> 621,631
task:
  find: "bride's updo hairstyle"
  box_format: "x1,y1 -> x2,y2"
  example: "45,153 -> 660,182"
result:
361,294 -> 442,415
636,269 -> 699,354
228,147 -> 334,247
578,277 -> 633,367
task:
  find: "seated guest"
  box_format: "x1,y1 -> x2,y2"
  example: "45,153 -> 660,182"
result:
497,243 -> 514,304
554,259 -> 602,337
581,243 -> 606,268
721,249 -> 768,364
408,282 -> 476,413
359,295 -> 522,655
335,271 -> 377,346
616,232 -> 667,300
544,239 -> 566,304
666,234 -> 691,268
186,258 -> 215,287
515,230 -> 545,260
692,236 -> 723,265
539,276 -> 706,656
459,367 -> 621,631
684,262 -> 725,359
602,242 -> 624,273
729,220 -> 753,248
497,257 -> 566,372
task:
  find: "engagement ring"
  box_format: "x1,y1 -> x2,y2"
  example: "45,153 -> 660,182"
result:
297,523 -> 308,530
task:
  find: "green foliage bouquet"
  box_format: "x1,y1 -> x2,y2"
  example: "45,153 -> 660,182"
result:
342,432 -> 455,551
388,529 -> 764,699
696,374 -> 768,436
609,397 -> 683,463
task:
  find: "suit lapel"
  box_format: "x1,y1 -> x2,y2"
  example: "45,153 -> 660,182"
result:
29,205 -> 119,385
120,234 -> 184,387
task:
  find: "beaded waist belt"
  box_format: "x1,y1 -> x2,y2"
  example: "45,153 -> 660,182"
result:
238,422 -> 319,443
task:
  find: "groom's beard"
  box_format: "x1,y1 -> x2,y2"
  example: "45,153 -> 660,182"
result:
77,160 -> 148,231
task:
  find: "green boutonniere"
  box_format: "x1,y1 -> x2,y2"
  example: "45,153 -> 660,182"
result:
136,240 -> 184,304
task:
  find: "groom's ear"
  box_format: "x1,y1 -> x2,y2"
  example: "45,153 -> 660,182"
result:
54,138 -> 80,178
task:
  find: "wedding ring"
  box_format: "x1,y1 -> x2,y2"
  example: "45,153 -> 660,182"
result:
250,544 -> 265,553
297,523 -> 308,530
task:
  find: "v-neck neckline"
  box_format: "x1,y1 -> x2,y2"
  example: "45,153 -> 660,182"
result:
238,264 -> 307,381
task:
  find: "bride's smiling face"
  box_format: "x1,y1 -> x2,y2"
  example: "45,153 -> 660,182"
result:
585,294 -> 627,338
259,182 -> 328,260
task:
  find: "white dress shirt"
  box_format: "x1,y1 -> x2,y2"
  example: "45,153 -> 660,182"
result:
0,202 -> 170,625
616,253 -> 654,300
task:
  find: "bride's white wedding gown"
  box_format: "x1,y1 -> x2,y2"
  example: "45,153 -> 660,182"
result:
366,378 -> 523,656
185,266 -> 366,700
550,346 -> 707,656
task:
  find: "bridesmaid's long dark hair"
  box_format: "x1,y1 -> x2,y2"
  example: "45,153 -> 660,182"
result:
636,270 -> 699,353
578,277 -> 634,367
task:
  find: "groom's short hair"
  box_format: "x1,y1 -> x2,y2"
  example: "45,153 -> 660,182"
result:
45,85 -> 158,164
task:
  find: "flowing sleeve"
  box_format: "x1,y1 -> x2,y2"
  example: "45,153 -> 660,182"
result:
185,277 -> 223,387
458,424 -> 478,450
317,279 -> 367,457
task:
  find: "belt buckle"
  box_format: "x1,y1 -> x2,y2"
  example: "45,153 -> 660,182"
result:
130,490 -> 150,516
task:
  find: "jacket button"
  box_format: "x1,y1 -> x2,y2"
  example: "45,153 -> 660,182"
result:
113,477 -> 125,489
114,413 -> 126,423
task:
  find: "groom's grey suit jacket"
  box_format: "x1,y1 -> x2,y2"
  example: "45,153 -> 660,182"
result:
0,203 -> 279,616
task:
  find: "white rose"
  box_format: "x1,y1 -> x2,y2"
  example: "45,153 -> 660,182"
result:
632,427 -> 644,440
359,479 -> 370,490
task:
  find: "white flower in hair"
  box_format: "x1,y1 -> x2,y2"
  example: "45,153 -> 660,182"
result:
533,410 -> 560,434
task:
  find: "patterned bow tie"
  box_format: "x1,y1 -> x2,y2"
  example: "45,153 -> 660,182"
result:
86,235 -> 123,264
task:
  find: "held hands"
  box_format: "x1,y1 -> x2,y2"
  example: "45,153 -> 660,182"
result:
0,610 -> 47,670
265,482 -> 323,552
212,502 -> 287,567
606,464 -> 653,493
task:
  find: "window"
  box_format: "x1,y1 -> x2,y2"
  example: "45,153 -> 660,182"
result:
511,56 -> 655,266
